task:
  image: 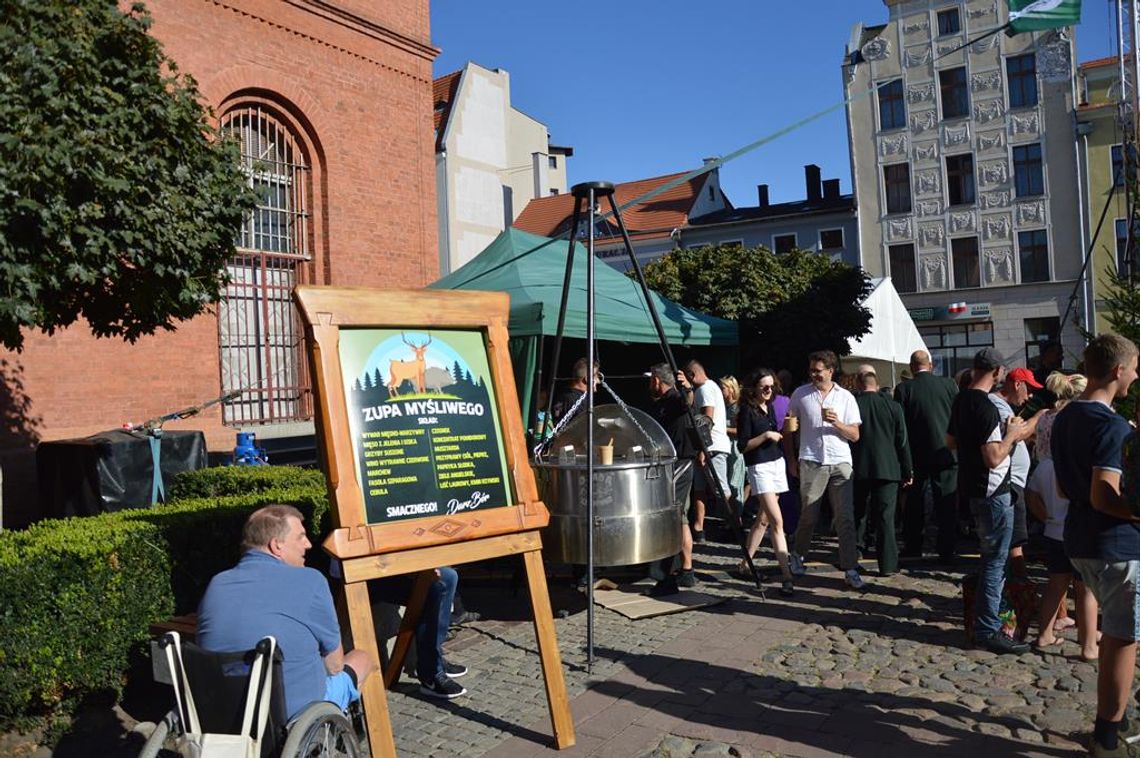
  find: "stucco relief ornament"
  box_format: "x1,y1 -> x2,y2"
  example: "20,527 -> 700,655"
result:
973,35 -> 1000,53
887,218 -> 912,241
913,142 -> 939,162
968,1 -> 996,19
903,19 -> 930,36
916,200 -> 942,217
971,71 -> 1002,92
879,133 -> 908,157
920,223 -> 945,248
921,255 -> 947,290
1017,201 -> 1046,225
974,100 -> 1005,124
1011,112 -> 1040,136
1039,30 -> 1072,82
944,125 -> 970,147
862,38 -> 891,61
985,247 -> 1014,283
916,169 -> 942,195
980,160 -> 1010,186
907,83 -> 935,104
951,211 -> 976,233
905,47 -> 933,68
984,215 -> 1012,241
977,131 -> 1006,152
980,191 -> 1010,209
911,110 -> 938,133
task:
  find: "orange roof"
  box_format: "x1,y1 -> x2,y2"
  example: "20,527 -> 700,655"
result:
1080,56 -> 1119,71
513,170 -> 711,238
433,70 -> 462,151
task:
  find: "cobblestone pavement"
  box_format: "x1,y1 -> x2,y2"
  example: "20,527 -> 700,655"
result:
381,532 -> 1109,758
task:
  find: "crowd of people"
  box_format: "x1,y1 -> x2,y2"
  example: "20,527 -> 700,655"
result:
644,335 -> 1140,757
189,335 -> 1140,756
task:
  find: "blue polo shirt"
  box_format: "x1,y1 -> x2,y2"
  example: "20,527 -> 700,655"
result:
197,550 -> 341,719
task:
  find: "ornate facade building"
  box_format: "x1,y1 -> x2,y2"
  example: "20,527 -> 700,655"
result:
846,0 -> 1084,375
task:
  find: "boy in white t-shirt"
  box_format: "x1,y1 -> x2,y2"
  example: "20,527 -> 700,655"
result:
1026,458 -> 1098,660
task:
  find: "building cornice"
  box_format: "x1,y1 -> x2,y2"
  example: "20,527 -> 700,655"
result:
285,0 -> 439,61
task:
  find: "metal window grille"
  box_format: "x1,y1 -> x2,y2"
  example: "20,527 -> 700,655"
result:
218,106 -> 313,425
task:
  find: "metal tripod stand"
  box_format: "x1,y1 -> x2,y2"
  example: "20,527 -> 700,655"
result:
542,181 -> 765,669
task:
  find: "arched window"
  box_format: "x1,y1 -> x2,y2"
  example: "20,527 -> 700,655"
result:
218,105 -> 312,425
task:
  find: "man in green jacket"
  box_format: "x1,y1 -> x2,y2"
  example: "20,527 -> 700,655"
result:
853,366 -> 913,576
893,350 -> 959,562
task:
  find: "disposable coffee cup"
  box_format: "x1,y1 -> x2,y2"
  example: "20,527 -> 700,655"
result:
596,445 -> 614,465
784,414 -> 799,433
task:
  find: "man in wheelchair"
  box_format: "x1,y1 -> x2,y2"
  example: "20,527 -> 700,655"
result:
197,505 -> 377,719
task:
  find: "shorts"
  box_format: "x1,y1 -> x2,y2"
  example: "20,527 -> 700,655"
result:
1043,537 -> 1074,575
746,459 -> 788,495
1010,484 -> 1028,548
694,451 -> 729,495
1071,558 -> 1140,641
324,666 -> 360,712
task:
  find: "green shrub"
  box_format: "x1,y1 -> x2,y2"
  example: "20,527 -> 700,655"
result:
168,465 -> 326,500
0,466 -> 329,731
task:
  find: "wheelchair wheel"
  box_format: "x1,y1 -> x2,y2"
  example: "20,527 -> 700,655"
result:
136,710 -> 177,758
280,702 -> 360,758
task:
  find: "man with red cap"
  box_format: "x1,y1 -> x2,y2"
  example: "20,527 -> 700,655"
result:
990,365 -> 1044,578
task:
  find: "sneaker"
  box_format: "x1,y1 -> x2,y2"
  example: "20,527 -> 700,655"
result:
778,579 -> 795,598
844,569 -> 866,590
419,674 -> 467,699
676,569 -> 698,588
443,660 -> 467,679
977,635 -> 1030,655
692,529 -> 706,544
788,553 -> 807,577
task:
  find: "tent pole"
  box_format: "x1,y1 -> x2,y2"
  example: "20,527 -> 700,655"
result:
584,185 -> 597,670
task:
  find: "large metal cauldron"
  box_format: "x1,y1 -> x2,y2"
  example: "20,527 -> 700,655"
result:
533,404 -> 681,566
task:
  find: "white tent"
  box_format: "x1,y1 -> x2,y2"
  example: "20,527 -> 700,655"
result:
841,277 -> 928,387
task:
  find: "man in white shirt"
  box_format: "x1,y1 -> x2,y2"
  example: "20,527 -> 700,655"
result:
685,360 -> 731,543
784,350 -> 865,589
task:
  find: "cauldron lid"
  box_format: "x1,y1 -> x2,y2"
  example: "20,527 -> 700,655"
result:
546,403 -> 675,462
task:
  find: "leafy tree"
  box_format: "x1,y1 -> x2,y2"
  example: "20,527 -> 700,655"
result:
639,244 -> 873,376
1097,264 -> 1140,418
0,0 -> 256,350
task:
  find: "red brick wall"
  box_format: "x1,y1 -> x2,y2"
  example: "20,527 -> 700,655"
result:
0,0 -> 438,525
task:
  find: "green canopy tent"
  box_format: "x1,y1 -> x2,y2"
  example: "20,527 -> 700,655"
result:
429,228 -> 737,432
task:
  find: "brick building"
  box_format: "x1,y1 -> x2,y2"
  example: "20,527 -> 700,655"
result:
0,0 -> 439,525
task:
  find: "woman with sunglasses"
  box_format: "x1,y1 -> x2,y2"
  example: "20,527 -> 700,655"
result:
736,367 -> 794,597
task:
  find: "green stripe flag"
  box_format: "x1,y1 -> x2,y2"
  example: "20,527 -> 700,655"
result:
1008,0 -> 1081,33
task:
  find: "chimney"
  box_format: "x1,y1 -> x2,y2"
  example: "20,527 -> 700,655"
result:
702,156 -> 720,166
757,184 -> 769,207
804,164 -> 822,203
822,178 -> 840,200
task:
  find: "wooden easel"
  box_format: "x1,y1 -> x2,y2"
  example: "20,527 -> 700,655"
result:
294,287 -> 575,757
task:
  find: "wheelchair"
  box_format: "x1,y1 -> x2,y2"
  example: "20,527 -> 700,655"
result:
139,632 -> 361,758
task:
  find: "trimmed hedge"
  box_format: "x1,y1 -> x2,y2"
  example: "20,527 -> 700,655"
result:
0,465 -> 329,731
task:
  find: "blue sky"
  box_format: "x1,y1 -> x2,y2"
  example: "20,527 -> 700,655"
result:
431,1 -> 1118,208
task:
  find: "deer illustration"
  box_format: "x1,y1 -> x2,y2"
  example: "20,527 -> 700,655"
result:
387,333 -> 432,397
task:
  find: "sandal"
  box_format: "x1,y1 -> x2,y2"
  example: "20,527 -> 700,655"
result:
1053,617 -> 1076,632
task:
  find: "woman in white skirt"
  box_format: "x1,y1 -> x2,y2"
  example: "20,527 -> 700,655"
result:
736,367 -> 794,597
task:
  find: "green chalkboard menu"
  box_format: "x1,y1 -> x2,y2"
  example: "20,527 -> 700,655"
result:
338,328 -> 513,525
